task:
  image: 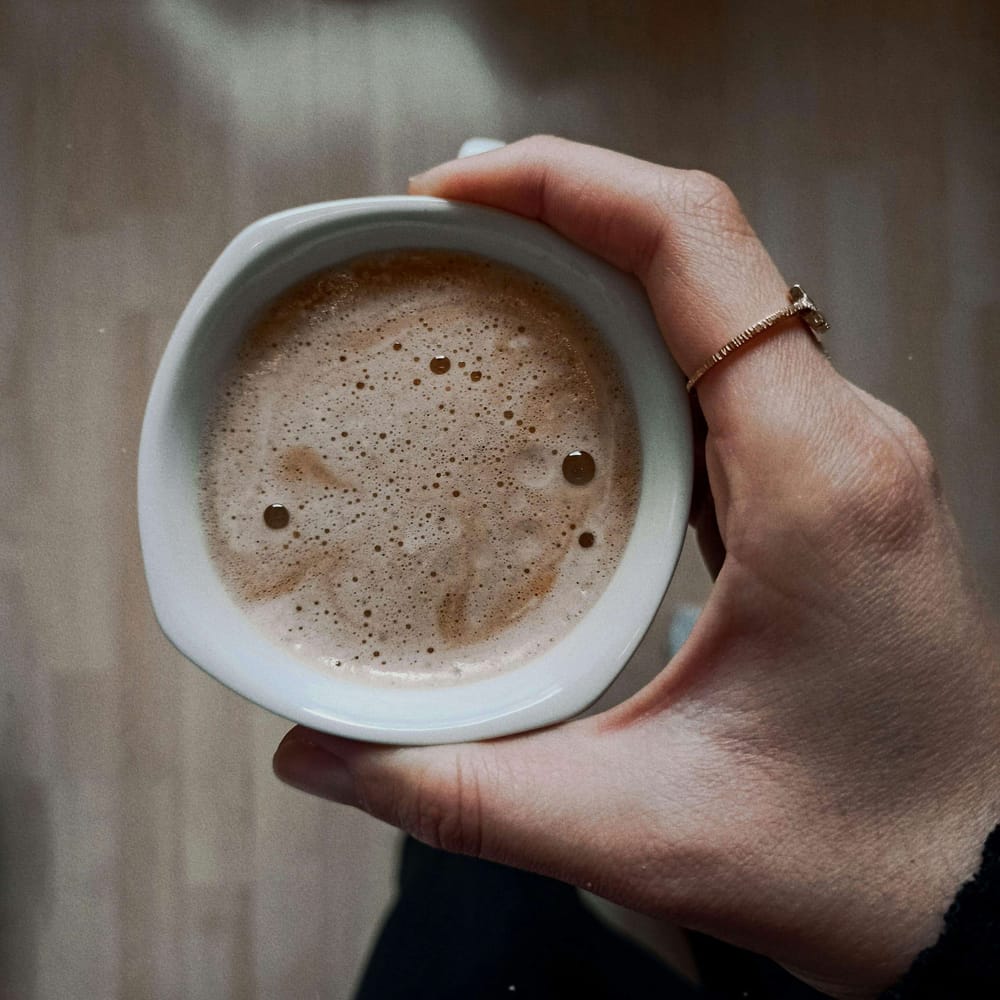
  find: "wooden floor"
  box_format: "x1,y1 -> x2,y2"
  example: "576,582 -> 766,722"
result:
2,2 -> 997,997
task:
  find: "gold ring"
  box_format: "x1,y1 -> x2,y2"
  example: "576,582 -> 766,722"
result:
686,285 -> 830,393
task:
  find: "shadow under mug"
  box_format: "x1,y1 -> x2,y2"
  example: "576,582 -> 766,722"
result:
138,196 -> 692,744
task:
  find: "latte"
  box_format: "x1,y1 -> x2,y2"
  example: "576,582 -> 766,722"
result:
199,249 -> 640,685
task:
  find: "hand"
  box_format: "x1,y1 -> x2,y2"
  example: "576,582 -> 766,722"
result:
273,137 -> 1000,998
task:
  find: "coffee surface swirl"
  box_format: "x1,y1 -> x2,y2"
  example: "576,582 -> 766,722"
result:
199,250 -> 640,685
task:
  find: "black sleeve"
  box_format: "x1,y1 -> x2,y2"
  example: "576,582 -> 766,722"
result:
879,822 -> 1000,999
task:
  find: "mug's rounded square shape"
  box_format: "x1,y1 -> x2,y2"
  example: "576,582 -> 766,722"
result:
138,197 -> 692,744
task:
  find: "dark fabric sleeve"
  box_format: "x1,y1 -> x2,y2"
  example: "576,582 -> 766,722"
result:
879,822 -> 1000,999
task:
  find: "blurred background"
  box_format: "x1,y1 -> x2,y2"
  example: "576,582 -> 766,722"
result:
2,1 -> 997,997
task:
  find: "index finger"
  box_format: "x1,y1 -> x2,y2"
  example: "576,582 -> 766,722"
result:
408,135 -> 831,425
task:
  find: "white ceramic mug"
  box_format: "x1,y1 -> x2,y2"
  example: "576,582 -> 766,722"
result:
138,189 -> 692,745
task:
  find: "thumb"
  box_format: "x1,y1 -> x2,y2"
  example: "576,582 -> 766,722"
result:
272,718 -> 692,900
273,722 -> 603,874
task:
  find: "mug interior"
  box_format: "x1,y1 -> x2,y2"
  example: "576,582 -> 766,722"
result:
138,197 -> 691,743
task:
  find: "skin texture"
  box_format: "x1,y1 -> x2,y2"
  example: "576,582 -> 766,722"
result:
272,137 -> 1000,998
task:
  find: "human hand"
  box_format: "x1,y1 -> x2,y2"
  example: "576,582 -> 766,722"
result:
273,137 -> 1000,998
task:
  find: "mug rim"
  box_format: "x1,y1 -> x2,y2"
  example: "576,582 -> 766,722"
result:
138,196 -> 692,744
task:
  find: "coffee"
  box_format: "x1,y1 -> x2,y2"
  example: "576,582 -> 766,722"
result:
199,249 -> 640,685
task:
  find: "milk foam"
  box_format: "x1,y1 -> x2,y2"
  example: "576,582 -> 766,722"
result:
199,250 -> 640,685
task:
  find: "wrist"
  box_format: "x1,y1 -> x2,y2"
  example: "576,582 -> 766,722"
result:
878,821 -> 1000,999
805,753 -> 1000,996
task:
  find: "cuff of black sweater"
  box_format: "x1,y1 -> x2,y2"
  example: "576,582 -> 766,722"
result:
879,821 -> 1000,998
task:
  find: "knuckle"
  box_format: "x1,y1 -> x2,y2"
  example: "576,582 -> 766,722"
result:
829,420 -> 939,548
392,754 -> 485,857
657,169 -> 757,265
895,417 -> 939,491
720,404 -> 941,564
676,169 -> 744,226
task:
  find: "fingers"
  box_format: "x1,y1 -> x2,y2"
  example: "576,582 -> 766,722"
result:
409,135 -> 835,427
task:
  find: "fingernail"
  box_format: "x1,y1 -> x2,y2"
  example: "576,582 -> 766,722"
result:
407,170 -> 434,193
273,738 -> 359,806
